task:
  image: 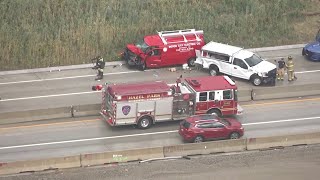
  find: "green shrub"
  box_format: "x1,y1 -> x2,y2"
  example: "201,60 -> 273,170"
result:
0,0 -> 313,70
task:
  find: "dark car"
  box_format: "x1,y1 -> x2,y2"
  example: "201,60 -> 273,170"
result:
178,114 -> 244,143
302,29 -> 320,61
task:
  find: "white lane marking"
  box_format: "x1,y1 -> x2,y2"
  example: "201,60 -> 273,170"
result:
295,70 -> 320,74
0,68 -> 319,86
0,91 -> 100,102
242,116 -> 320,125
0,70 -> 151,85
0,83 -> 177,102
0,116 -> 319,150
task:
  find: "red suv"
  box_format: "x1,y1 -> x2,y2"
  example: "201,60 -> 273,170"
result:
178,114 -> 244,143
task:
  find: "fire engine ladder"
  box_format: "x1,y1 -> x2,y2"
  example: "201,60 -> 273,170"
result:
158,29 -> 203,45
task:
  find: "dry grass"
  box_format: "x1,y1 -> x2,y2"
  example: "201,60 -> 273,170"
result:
0,0 -> 319,70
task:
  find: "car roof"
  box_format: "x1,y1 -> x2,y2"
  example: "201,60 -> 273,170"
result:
185,114 -> 220,124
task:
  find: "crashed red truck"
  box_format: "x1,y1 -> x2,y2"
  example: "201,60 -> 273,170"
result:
122,29 -> 205,70
96,76 -> 243,129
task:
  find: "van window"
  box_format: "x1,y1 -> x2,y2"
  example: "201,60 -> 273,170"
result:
233,58 -> 248,69
223,90 -> 232,100
199,92 -> 207,101
152,49 -> 160,56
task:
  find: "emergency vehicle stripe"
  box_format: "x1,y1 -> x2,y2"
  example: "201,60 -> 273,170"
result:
221,108 -> 237,111
195,108 -> 236,114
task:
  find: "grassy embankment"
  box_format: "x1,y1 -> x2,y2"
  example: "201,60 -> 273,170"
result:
0,0 -> 319,71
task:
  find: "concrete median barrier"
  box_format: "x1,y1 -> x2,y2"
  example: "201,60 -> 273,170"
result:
252,83 -> 320,101
81,147 -> 164,167
238,88 -> 252,102
163,139 -> 246,157
0,155 -> 80,175
246,132 -> 320,150
0,107 -> 72,125
72,104 -> 101,117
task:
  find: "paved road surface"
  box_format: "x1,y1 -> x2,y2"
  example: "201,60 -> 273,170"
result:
1,144 -> 320,180
1,48 -> 320,112
0,96 -> 319,162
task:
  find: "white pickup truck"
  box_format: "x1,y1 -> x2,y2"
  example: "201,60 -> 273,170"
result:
195,41 -> 277,86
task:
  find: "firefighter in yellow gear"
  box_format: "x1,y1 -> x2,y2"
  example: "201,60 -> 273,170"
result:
285,56 -> 295,81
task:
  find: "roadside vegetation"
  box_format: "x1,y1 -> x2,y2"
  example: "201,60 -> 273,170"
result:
0,0 -> 319,70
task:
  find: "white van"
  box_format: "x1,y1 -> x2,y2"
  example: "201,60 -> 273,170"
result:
195,41 -> 277,86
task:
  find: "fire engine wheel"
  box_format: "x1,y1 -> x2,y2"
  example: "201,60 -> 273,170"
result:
229,132 -> 240,139
138,116 -> 152,129
207,109 -> 221,117
187,58 -> 196,67
251,75 -> 262,86
194,135 -> 204,143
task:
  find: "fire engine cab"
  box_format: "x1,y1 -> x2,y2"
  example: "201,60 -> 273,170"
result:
100,76 -> 243,129
123,29 -> 205,70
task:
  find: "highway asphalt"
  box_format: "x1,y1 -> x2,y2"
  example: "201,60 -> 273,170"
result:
1,48 -> 320,113
0,95 -> 319,162
2,144 -> 319,180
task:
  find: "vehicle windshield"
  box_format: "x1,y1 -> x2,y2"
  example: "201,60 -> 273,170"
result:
135,39 -> 150,53
220,119 -> 231,126
244,54 -> 263,67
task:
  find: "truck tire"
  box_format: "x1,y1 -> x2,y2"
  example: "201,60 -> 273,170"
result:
207,109 -> 221,117
302,49 -> 306,56
137,116 -> 152,129
139,61 -> 147,71
209,65 -> 219,76
251,75 -> 262,86
187,58 -> 196,67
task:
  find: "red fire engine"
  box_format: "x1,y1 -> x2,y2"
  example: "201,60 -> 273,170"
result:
99,76 -> 243,129
122,29 -> 205,70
